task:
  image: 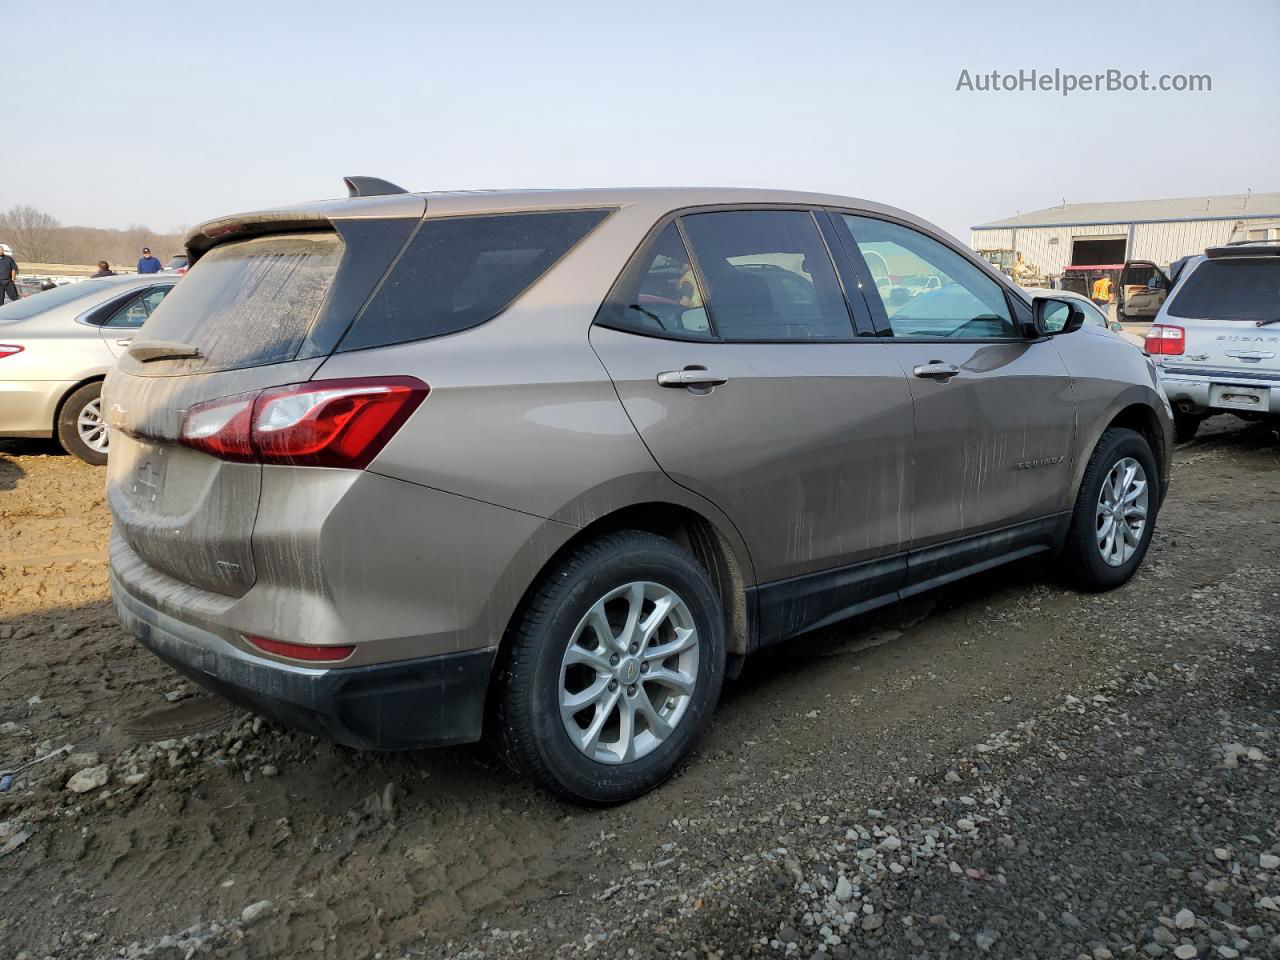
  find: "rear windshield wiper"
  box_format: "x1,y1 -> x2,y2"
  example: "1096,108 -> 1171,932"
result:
1255,317 -> 1280,328
127,340 -> 202,362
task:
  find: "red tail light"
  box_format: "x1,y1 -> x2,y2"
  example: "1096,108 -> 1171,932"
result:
244,635 -> 355,663
0,344 -> 23,359
180,377 -> 428,469
1144,324 -> 1185,356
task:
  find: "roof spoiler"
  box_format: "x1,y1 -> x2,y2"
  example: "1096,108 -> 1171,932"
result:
343,176 -> 409,198
1206,243 -> 1280,259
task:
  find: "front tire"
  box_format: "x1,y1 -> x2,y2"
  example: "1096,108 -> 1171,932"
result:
494,531 -> 726,805
56,381 -> 109,465
1058,428 -> 1160,591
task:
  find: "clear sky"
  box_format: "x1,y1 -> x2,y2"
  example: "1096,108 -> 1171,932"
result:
5,0 -> 1279,242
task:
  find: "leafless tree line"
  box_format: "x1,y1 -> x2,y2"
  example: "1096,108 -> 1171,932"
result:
0,204 -> 187,270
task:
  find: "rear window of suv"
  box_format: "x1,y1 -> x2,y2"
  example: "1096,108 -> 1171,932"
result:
1167,258 -> 1280,323
141,232 -> 343,371
338,209 -> 610,351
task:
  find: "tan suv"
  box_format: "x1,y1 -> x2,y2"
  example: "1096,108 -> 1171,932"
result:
104,182 -> 1172,804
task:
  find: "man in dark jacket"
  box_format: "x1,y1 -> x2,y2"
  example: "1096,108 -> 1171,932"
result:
0,243 -> 20,303
92,261 -> 116,278
137,248 -> 162,274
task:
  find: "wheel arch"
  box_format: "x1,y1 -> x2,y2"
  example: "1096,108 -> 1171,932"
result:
1107,402 -> 1168,476
1071,390 -> 1171,506
483,497 -> 754,734
51,374 -> 106,431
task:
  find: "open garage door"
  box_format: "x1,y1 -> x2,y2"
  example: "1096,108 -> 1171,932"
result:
1070,236 -> 1127,266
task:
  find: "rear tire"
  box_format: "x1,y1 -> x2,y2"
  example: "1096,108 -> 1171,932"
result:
494,530 -> 726,805
1172,411 -> 1203,444
1058,428 -> 1160,591
56,382 -> 109,465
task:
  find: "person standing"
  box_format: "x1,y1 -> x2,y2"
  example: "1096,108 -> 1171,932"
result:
0,243 -> 20,303
136,247 -> 162,274
92,261 -> 116,278
1091,273 -> 1112,305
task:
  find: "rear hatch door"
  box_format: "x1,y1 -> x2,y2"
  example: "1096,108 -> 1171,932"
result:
105,203 -> 422,597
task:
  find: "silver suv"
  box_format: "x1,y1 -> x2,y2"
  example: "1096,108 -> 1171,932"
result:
1143,242 -> 1280,441
104,183 -> 1172,804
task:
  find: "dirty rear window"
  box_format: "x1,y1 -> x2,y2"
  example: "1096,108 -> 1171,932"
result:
338,209 -> 609,351
139,233 -> 342,371
1167,258 -> 1280,323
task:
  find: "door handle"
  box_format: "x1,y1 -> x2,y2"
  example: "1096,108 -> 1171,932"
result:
657,368 -> 728,388
912,361 -> 960,382
115,339 -> 133,347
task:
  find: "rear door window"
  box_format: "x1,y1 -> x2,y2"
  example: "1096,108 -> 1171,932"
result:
103,286 -> 172,328
1167,258 -> 1280,322
678,210 -> 853,341
339,209 -> 610,351
101,293 -> 150,328
141,233 -> 343,371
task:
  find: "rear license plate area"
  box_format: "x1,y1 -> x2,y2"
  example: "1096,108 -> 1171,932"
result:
130,446 -> 170,505
1210,383 -> 1270,412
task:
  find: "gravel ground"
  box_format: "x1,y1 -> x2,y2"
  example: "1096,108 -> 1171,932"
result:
0,418 -> 1277,960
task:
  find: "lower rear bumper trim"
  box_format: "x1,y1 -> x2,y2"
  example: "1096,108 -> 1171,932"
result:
112,572 -> 494,750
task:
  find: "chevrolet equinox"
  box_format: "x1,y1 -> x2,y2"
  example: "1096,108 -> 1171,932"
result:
105,181 -> 1172,804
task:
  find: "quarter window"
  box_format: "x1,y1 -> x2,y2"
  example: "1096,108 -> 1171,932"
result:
841,215 -> 1017,339
341,210 -> 610,351
679,211 -> 853,341
599,223 -> 713,338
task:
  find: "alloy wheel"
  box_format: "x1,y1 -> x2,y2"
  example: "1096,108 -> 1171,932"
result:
77,397 -> 109,453
1095,456 -> 1148,567
558,581 -> 700,765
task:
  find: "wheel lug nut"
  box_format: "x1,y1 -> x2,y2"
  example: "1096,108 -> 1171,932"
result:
629,643 -> 639,654
610,654 -> 619,666
640,662 -> 649,673
627,685 -> 637,697
609,679 -> 618,691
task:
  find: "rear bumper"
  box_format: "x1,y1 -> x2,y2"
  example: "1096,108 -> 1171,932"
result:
0,380 -> 73,435
113,570 -> 494,749
1158,367 -> 1280,414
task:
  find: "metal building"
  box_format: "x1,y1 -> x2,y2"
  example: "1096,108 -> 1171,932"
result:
969,192 -> 1280,280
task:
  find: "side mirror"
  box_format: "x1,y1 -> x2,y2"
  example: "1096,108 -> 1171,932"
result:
1032,296 -> 1087,337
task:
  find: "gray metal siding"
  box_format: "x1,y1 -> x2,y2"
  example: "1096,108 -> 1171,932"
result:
971,216 -> 1259,275
1131,220 -> 1237,264
970,228 -> 1013,251
971,223 -> 1127,276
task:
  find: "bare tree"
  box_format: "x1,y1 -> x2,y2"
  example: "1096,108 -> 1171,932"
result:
0,205 -> 63,263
